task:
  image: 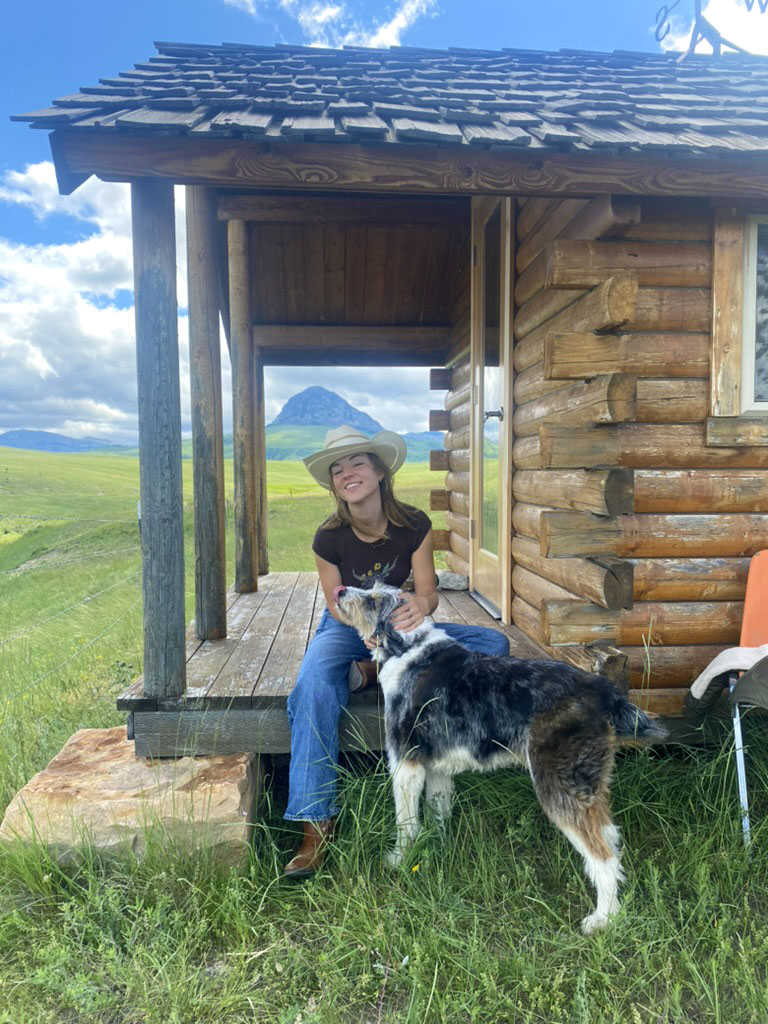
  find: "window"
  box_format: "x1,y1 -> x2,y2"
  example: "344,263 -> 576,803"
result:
708,207 -> 768,446
742,215 -> 768,415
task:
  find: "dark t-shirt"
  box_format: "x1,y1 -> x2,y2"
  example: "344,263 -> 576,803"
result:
312,508 -> 431,589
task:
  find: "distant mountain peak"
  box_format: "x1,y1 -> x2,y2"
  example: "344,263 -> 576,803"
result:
270,386 -> 385,434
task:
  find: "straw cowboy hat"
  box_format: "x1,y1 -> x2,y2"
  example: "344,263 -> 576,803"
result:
303,425 -> 407,489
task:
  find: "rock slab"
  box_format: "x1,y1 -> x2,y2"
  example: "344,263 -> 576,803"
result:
0,727 -> 259,864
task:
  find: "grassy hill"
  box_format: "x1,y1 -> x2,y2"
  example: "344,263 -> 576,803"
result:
1,448 -> 767,1022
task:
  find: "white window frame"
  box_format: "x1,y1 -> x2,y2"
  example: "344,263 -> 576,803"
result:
741,214 -> 768,416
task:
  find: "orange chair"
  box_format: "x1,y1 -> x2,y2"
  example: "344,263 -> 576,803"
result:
688,550 -> 768,847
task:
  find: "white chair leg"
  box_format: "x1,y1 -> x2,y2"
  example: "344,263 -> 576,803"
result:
729,671 -> 751,849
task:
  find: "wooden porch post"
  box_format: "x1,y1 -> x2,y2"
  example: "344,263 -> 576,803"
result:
228,218 -> 259,591
253,347 -> 269,574
186,186 -> 227,638
131,179 -> 186,698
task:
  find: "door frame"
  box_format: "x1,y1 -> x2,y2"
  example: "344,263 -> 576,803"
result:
469,195 -> 514,623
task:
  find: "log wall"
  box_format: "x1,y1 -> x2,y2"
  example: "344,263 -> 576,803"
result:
431,194 -> 765,718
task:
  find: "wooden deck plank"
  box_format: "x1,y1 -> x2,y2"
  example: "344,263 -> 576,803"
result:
205,572 -> 300,707
251,571 -> 319,706
309,585 -> 327,638
432,591 -> 470,625
180,575 -> 279,706
117,588 -> 242,710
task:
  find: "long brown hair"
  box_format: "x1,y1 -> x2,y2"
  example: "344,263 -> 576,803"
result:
319,452 -> 420,540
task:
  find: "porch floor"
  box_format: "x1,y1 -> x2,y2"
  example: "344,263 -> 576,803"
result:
117,571 -> 550,714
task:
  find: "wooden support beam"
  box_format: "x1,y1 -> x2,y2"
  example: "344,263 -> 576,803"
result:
445,551 -> 470,577
543,332 -> 710,380
542,239 -> 711,290
432,529 -> 451,551
623,644 -> 730,688
706,417 -> 768,447
618,601 -> 743,646
631,557 -> 750,601
445,427 -> 471,451
445,471 -> 469,495
542,601 -> 620,645
515,195 -> 642,285
513,565 -> 577,608
430,368 -> 453,390
636,379 -> 708,423
511,596 -> 628,683
52,132 -> 768,203
131,179 -> 186,699
429,409 -> 451,431
433,449 -> 470,472
514,274 -> 638,371
254,324 -> 451,350
539,511 -> 622,557
542,512 -> 768,558
229,219 -> 259,592
253,349 -> 268,575
634,469 -> 768,513
446,511 -> 470,540
512,535 -> 633,610
514,427 -> 621,470
512,469 -> 634,516
522,424 -> 768,470
217,194 -> 469,224
513,373 -> 636,438
186,185 -> 227,640
429,489 -> 451,511
630,286 -> 711,333
450,491 -> 470,516
710,208 -> 745,417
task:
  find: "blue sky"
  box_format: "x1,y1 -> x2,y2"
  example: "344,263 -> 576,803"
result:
1,0 -> 767,442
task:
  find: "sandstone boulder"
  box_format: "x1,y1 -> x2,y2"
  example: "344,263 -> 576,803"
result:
0,726 -> 259,865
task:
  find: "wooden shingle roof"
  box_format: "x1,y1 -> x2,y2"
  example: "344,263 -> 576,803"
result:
14,41 -> 768,156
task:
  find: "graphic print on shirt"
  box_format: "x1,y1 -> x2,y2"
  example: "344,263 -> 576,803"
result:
351,558 -> 398,588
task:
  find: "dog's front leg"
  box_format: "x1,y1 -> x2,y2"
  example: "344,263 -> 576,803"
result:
425,769 -> 454,828
385,757 -> 426,867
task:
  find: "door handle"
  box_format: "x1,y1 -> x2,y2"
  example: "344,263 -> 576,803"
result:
484,408 -> 503,422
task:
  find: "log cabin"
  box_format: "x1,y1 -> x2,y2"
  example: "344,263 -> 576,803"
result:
15,40 -> 768,753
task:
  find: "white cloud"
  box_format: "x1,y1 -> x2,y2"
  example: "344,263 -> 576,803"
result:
226,0 -> 437,48
0,163 -> 190,443
658,0 -> 768,56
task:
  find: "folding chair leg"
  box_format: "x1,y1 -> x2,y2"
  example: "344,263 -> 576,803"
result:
730,672 -> 752,849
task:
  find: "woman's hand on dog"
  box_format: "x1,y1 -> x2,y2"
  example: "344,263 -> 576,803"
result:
389,592 -> 426,633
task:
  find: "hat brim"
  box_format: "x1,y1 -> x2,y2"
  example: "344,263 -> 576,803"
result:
303,431 -> 407,490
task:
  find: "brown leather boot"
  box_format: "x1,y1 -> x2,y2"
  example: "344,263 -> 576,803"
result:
348,659 -> 379,693
284,819 -> 335,879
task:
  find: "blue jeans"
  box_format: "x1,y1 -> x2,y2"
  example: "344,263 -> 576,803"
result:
284,609 -> 510,821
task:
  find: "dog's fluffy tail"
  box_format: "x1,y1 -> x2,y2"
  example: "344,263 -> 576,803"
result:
611,696 -> 668,743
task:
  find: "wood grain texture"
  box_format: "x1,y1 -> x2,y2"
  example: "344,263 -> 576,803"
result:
634,469 -> 768,512
710,208 -> 745,417
631,557 -> 750,601
543,332 -> 710,380
623,644 -> 729,688
228,219 -> 259,592
512,535 -> 633,610
513,274 -> 638,371
53,132 -> 768,202
186,186 -> 227,641
217,194 -> 469,224
706,417 -> 768,447
513,373 -> 636,438
617,601 -> 743,646
543,239 -> 711,289
131,179 -> 186,698
512,468 -> 634,516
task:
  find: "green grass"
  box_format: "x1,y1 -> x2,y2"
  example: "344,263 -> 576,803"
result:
1,449 -> 768,1023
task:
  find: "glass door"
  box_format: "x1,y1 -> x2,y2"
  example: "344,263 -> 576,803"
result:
470,197 -> 512,621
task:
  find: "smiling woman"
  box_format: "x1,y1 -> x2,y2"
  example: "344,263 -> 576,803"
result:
282,424 -> 510,880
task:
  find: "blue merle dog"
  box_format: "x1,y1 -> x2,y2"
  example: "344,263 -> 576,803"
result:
334,582 -> 666,934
